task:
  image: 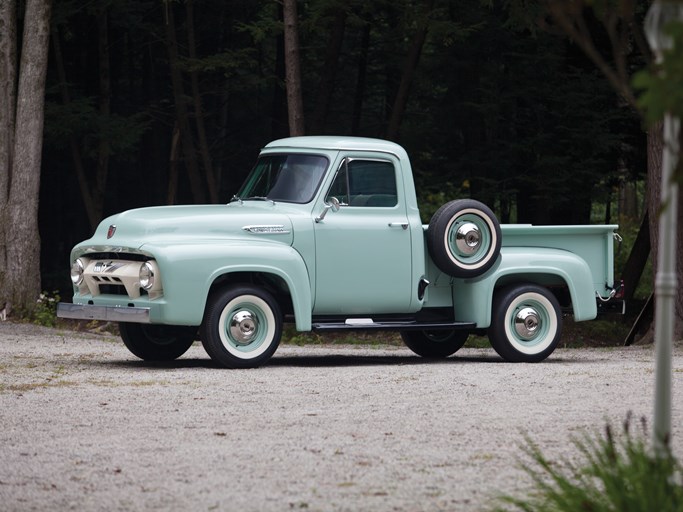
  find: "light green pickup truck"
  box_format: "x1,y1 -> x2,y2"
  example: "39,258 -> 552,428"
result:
58,136 -> 623,368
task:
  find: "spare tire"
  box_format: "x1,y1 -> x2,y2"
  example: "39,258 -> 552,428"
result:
427,199 -> 501,278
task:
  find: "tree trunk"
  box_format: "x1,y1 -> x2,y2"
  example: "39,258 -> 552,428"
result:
271,3 -> 288,140
385,0 -> 435,141
283,0 -> 305,136
4,0 -> 52,315
52,27 -> 99,231
620,211 -> 650,304
95,7 -> 110,220
677,129 -> 683,339
0,0 -> 17,309
167,123 -> 180,205
351,23 -> 370,136
164,1 -> 206,204
186,0 -> 218,203
309,8 -> 347,134
646,123 -> 683,341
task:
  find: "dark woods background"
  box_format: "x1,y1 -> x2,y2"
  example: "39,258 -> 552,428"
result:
40,0 -> 645,293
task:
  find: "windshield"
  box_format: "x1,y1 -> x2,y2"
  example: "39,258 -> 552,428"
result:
237,154 -> 329,204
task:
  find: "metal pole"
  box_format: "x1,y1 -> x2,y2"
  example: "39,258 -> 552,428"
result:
653,112 -> 680,453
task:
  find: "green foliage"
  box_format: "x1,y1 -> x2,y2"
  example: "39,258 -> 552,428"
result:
492,415 -> 683,512
44,98 -> 150,160
633,21 -> 683,126
33,291 -> 61,328
633,19 -> 683,187
408,5 -> 643,225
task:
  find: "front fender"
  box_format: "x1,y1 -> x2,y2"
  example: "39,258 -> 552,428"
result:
453,247 -> 598,328
145,240 -> 313,330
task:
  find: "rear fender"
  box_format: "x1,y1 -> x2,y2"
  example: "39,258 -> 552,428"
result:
452,247 -> 598,328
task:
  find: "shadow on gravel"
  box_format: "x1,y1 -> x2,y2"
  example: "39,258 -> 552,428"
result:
269,353 -> 505,367
94,352 -> 511,370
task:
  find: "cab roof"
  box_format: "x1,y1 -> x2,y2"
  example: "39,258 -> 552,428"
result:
264,136 -> 408,160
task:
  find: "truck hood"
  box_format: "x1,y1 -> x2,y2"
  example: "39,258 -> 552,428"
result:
83,204 -> 294,251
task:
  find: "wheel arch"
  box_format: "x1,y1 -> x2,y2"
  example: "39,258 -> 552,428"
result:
205,267 -> 312,332
452,248 -> 598,328
151,242 -> 313,330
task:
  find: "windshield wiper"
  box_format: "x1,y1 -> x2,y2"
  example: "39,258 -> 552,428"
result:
230,194 -> 243,204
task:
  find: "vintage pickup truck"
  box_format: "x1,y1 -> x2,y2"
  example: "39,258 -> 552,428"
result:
58,136 -> 623,368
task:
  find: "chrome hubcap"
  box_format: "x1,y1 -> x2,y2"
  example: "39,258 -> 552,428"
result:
230,310 -> 258,345
514,307 -> 540,340
455,222 -> 481,255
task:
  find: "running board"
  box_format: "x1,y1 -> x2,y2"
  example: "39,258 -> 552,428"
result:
311,319 -> 476,332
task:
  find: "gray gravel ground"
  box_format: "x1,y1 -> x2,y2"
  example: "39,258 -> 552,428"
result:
1,321 -> 682,512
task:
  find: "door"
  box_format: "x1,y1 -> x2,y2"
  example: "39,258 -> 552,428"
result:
313,156 -> 414,315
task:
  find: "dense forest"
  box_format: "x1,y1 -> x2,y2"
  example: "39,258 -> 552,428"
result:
36,0 -> 647,294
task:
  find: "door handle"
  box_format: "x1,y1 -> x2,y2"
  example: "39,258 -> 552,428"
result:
388,222 -> 409,230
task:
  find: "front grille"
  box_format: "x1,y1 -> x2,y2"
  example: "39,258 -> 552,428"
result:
92,275 -> 123,284
76,256 -> 161,300
98,284 -> 129,296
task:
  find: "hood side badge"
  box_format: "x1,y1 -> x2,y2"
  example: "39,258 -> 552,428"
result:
243,225 -> 290,235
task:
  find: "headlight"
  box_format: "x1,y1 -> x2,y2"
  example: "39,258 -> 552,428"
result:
70,258 -> 85,285
139,261 -> 155,290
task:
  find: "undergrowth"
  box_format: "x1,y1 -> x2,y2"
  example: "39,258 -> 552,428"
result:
492,414 -> 683,512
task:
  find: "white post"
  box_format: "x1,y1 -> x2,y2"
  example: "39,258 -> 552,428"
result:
653,113 -> 679,453
644,0 -> 682,455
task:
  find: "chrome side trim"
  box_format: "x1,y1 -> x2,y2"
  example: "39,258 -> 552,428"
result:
242,224 -> 291,235
57,303 -> 151,324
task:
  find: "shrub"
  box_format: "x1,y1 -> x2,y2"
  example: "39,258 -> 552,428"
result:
493,414 -> 683,512
33,291 -> 61,327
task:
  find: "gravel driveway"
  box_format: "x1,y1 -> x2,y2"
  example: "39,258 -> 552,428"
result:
1,321 -> 682,511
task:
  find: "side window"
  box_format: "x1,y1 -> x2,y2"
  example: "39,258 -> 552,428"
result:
327,159 -> 398,207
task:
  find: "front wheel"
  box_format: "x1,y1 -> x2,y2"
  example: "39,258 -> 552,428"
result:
401,330 -> 469,358
200,285 -> 282,368
488,284 -> 562,362
119,323 -> 197,361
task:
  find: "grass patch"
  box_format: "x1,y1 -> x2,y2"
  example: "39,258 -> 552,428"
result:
560,317 -> 632,348
3,380 -> 80,392
281,325 -> 403,347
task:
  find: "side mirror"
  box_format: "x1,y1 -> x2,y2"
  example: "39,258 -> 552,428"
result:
315,196 -> 341,223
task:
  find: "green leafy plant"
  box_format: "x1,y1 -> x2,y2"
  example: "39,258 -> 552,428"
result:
493,414 -> 683,512
33,291 -> 61,328
633,19 -> 683,187
633,21 -> 683,127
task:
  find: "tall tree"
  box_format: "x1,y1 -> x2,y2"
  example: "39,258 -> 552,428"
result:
0,0 -> 17,301
309,4 -> 348,134
186,0 -> 218,203
164,0 -> 206,203
283,0 -> 305,135
386,0 -> 436,141
0,0 -> 52,316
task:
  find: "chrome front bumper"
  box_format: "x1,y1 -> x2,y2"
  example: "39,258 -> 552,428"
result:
57,303 -> 151,323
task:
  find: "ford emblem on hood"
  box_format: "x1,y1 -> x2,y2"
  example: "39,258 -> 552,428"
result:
107,225 -> 117,239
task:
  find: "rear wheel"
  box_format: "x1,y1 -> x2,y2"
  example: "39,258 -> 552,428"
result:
200,285 -> 282,368
119,323 -> 197,361
488,284 -> 562,362
401,330 -> 469,358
